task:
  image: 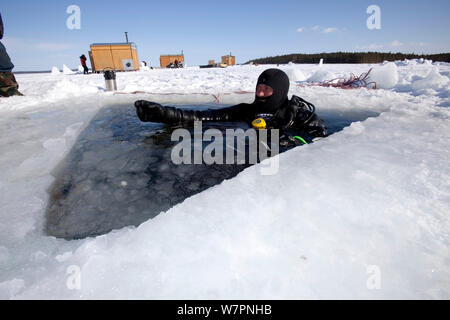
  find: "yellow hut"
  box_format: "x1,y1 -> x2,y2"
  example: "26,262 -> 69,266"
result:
160,54 -> 184,68
89,42 -> 139,72
221,54 -> 235,66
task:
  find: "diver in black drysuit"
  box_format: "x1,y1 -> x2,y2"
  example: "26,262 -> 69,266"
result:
135,68 -> 327,139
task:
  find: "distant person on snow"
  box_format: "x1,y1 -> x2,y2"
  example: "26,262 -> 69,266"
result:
135,68 -> 327,139
0,12 -> 23,97
80,54 -> 89,74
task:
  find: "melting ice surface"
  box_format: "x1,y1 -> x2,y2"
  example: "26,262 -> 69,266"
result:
45,103 -> 379,239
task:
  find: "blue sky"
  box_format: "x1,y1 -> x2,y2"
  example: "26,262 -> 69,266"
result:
2,0 -> 450,71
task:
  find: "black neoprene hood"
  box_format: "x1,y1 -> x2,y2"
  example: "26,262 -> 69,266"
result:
254,68 -> 290,113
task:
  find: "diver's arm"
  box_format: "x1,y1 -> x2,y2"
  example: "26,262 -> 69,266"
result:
135,100 -> 251,124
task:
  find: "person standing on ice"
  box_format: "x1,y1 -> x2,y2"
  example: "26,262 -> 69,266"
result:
135,68 -> 327,138
0,12 -> 23,97
80,54 -> 89,74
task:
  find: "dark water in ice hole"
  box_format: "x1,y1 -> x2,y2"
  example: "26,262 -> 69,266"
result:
45,103 -> 379,240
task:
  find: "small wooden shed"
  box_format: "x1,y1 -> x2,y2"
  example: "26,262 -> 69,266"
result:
221,54 -> 235,66
89,42 -> 139,72
160,54 -> 184,68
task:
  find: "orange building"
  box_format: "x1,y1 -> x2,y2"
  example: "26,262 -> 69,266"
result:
221,54 -> 235,66
89,42 -> 139,72
160,54 -> 185,68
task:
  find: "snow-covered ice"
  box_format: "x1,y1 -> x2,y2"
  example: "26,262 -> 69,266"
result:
368,62 -> 399,89
51,67 -> 60,75
62,64 -> 76,75
0,62 -> 449,299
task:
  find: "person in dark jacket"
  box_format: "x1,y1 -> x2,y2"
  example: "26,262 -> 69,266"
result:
0,12 -> 23,97
135,68 -> 327,139
80,54 -> 89,74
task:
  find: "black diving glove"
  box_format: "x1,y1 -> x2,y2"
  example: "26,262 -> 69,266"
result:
135,100 -> 165,122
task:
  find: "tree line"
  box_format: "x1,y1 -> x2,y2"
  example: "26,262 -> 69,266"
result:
246,52 -> 450,64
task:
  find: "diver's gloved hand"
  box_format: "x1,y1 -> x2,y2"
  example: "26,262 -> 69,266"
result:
135,100 -> 165,122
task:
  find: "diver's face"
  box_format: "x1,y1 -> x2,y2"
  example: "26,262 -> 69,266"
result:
256,84 -> 274,98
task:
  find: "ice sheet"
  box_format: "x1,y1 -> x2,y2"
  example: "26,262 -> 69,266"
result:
0,62 -> 448,299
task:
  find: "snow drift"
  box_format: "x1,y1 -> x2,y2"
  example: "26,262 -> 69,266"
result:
0,61 -> 448,299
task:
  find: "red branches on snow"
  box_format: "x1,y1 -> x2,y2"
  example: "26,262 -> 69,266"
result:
298,68 -> 377,90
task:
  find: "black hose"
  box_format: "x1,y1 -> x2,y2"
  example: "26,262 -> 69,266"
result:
295,96 -> 316,125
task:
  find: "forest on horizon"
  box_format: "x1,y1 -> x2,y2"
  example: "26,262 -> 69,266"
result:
246,52 -> 450,64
